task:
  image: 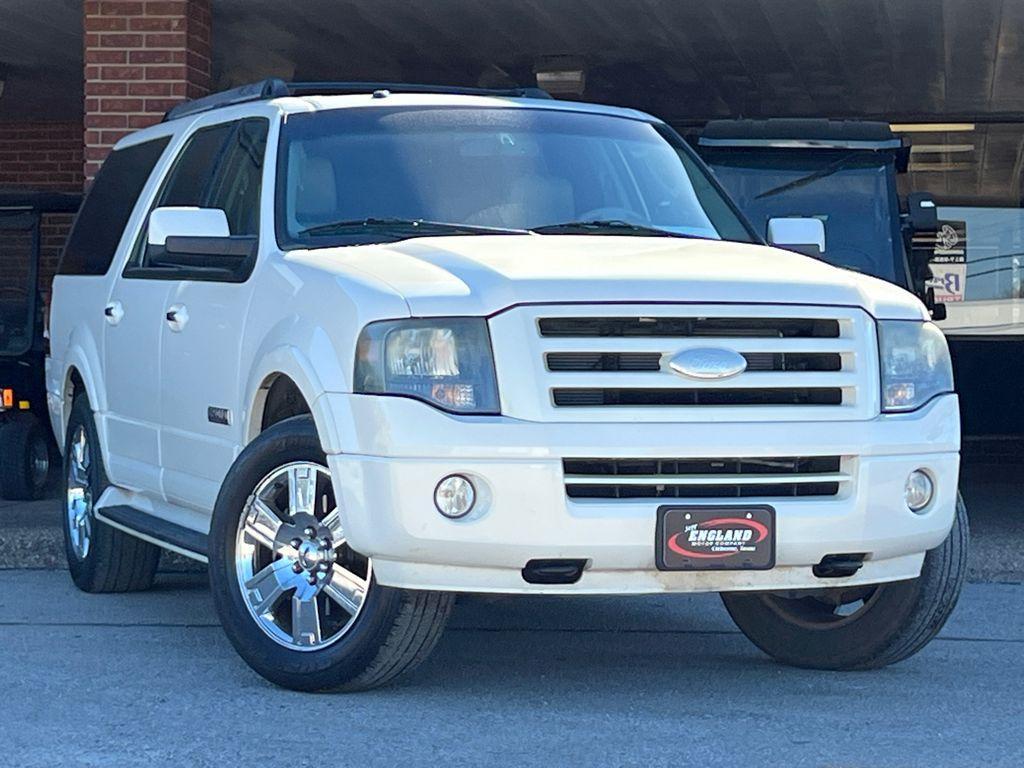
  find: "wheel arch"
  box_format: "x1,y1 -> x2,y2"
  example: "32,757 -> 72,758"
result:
242,344 -> 348,454
53,327 -> 107,449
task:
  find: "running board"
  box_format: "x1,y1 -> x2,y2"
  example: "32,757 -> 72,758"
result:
95,504 -> 210,563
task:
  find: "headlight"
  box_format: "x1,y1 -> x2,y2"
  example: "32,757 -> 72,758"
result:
354,318 -> 500,414
878,320 -> 954,412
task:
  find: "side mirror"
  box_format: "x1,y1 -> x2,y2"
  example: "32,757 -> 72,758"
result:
146,206 -> 255,273
907,192 -> 938,232
766,217 -> 826,258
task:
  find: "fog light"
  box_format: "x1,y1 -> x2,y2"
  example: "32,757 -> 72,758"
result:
434,474 -> 476,519
905,470 -> 934,512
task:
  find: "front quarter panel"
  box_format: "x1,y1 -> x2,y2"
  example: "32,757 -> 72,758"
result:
238,250 -> 410,451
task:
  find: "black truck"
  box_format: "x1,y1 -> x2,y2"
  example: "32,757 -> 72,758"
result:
694,119 -> 1022,457
0,191 -> 82,498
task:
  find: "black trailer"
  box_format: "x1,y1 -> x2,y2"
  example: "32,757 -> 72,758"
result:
0,190 -> 82,498
692,119 -> 1022,458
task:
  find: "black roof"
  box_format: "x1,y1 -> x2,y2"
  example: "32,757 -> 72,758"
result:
699,119 -> 905,150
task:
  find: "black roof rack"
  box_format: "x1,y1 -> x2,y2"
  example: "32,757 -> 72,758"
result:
163,78 -> 551,122
698,119 -> 905,150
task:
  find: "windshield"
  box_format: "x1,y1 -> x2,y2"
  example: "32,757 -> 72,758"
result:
700,149 -> 906,284
276,107 -> 755,248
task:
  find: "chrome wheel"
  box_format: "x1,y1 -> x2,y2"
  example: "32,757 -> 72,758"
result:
235,462 -> 371,651
65,425 -> 93,560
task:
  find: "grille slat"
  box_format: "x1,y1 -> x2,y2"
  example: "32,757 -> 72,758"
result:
539,317 -> 840,338
546,351 -> 842,373
552,388 -> 844,407
563,456 -> 846,500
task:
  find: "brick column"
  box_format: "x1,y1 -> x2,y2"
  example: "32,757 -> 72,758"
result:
83,0 -> 212,182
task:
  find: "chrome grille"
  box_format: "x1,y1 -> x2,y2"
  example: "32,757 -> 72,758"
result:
563,456 -> 850,500
488,304 -> 878,423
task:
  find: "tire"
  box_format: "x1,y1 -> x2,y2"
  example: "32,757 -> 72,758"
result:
721,493 -> 969,670
0,412 -> 52,500
62,393 -> 160,593
208,415 -> 454,692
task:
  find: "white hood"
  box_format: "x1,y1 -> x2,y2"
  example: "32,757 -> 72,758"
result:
290,234 -> 927,320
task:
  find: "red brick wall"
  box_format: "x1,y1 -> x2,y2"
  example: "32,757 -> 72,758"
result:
0,121 -> 83,299
0,121 -> 84,191
84,0 -> 212,181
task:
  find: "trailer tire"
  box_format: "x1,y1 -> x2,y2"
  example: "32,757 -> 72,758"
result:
0,412 -> 52,500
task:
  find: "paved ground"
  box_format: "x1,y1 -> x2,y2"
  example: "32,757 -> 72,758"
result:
1,569 -> 1021,768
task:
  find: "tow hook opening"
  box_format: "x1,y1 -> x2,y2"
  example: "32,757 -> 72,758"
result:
522,558 -> 588,585
813,553 -> 866,579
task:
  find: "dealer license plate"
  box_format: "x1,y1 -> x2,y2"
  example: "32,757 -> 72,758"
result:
656,505 -> 776,571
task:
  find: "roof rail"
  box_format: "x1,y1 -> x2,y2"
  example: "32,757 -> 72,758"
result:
164,78 -> 290,122
162,79 -> 550,122
287,82 -> 552,99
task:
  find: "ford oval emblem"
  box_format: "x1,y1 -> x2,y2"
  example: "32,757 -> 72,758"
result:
668,348 -> 747,380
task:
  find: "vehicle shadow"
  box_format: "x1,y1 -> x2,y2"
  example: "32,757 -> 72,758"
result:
407,592 -> 788,698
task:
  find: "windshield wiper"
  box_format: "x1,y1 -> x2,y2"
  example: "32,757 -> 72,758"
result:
530,220 -> 702,238
298,217 -> 528,237
754,152 -> 865,200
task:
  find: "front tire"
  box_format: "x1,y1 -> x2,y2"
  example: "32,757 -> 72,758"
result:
62,393 -> 160,593
208,416 -> 453,692
722,493 -> 969,670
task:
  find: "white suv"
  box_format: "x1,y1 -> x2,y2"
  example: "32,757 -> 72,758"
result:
47,80 -> 967,691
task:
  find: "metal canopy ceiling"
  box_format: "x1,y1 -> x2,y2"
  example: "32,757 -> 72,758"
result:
2,0 -> 1024,203
0,0 -> 81,121
211,0 -> 1024,123
3,0 -> 1024,124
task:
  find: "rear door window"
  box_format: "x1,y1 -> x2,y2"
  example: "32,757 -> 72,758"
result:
58,137 -> 170,276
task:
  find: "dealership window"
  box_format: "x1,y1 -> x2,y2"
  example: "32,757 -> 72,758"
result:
895,122 -> 1024,335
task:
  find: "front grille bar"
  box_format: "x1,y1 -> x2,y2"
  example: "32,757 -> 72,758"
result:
552,388 -> 844,407
539,316 -> 840,338
562,455 -> 848,500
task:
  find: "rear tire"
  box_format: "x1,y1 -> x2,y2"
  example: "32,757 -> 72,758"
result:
0,412 -> 52,500
208,416 -> 453,692
62,393 -> 160,593
722,493 -> 969,670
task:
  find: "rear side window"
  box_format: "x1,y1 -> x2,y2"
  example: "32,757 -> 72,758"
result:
58,137 -> 169,276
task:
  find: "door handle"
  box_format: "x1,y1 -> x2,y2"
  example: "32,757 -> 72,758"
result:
165,304 -> 189,332
104,301 -> 124,326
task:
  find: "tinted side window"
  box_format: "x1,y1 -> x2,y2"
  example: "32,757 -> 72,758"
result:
159,123 -> 236,208
58,137 -> 169,276
207,119 -> 269,236
125,123 -> 234,272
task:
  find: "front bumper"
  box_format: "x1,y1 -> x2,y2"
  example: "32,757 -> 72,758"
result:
324,393 -> 960,594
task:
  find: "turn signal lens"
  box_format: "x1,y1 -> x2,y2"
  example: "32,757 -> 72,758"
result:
1,388 -> 12,408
